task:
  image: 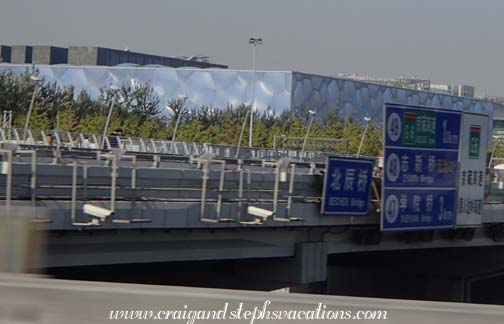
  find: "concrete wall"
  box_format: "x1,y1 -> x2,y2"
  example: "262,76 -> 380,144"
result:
95,47 -> 227,68
11,45 -> 32,64
32,46 -> 68,64
68,46 -> 98,66
67,46 -> 227,68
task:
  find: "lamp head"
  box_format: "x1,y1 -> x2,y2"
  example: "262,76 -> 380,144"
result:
165,105 -> 175,117
249,37 -> 263,45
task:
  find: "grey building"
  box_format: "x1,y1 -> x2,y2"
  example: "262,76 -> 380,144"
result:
11,45 -> 32,64
67,46 -> 227,68
1,44 -> 227,68
346,75 -> 431,91
346,74 -> 476,98
0,45 -> 11,63
32,46 -> 68,65
10,45 -> 67,64
430,83 -> 475,98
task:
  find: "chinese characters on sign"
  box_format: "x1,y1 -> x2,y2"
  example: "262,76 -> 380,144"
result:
456,113 -> 488,227
458,166 -> 484,218
382,104 -> 461,231
321,157 -> 374,215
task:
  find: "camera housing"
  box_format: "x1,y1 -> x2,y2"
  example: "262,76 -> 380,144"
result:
83,204 -> 114,220
247,206 -> 274,223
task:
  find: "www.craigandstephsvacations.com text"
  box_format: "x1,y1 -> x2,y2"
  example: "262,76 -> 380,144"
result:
109,301 -> 388,322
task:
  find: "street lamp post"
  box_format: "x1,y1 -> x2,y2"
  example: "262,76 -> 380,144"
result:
170,95 -> 188,143
56,107 -> 60,131
22,75 -> 42,141
235,109 -> 250,158
101,85 -> 120,149
357,116 -> 372,157
248,37 -> 262,148
300,110 -> 316,161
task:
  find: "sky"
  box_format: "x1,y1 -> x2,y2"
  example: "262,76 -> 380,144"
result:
1,0 -> 503,96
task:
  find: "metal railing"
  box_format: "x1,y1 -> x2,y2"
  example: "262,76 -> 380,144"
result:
0,127 -> 343,162
273,135 -> 349,154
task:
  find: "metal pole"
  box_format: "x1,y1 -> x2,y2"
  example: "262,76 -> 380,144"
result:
110,153 -> 117,212
489,138 -> 500,169
237,161 -> 244,222
235,109 -> 250,158
273,162 -> 280,215
102,96 -> 115,148
23,85 -> 39,141
300,113 -> 315,160
286,163 -> 296,218
249,44 -> 257,148
357,119 -> 370,157
56,107 -> 60,131
171,106 -> 184,143
200,160 -> 209,219
5,150 -> 13,217
71,162 -> 78,223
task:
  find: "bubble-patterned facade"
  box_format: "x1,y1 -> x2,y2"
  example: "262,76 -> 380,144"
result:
0,65 -> 494,129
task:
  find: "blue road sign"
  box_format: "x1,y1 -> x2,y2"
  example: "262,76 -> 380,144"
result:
382,104 -> 461,231
382,188 -> 457,230
385,105 -> 461,150
321,156 -> 374,215
383,148 -> 459,188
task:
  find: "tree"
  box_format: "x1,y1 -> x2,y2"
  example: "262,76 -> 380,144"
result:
102,81 -> 161,122
0,68 -> 388,153
28,103 -> 52,130
80,113 -> 105,134
59,108 -> 81,132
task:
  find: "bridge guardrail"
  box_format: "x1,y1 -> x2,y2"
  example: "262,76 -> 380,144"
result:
0,127 -> 359,163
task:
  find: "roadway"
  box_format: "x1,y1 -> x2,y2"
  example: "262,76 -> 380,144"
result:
0,273 -> 503,323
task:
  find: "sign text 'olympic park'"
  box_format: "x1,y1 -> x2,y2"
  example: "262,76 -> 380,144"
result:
382,104 -> 461,231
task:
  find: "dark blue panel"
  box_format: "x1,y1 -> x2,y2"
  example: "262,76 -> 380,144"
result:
382,188 -> 457,231
383,148 -> 459,188
322,156 -> 374,215
384,105 -> 461,150
382,104 -> 461,231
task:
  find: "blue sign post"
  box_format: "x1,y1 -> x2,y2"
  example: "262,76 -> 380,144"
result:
382,104 -> 461,231
321,156 -> 374,215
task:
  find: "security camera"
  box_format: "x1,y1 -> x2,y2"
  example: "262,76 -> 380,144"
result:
247,206 -> 274,222
83,204 -> 113,220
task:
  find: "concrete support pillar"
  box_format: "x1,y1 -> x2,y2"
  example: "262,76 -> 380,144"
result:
232,242 -> 328,289
295,241 -> 327,284
423,275 -> 466,302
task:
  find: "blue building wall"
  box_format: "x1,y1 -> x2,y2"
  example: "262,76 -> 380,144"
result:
0,64 -> 494,130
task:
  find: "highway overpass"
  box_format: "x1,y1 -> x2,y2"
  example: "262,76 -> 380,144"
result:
2,128 -> 504,302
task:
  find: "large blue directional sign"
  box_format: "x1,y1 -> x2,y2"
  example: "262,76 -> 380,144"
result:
322,156 -> 374,215
382,104 -> 461,231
